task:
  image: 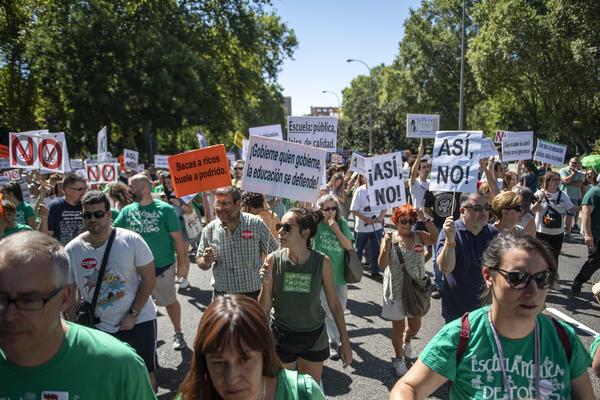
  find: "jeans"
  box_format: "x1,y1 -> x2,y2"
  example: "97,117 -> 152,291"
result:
355,229 -> 383,274
319,285 -> 348,345
431,238 -> 444,290
574,239 -> 600,283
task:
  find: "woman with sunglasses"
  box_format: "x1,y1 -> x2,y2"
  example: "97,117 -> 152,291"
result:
327,172 -> 347,217
491,191 -> 525,233
390,231 -> 594,399
313,194 -> 354,359
259,208 -> 352,384
378,204 -> 438,376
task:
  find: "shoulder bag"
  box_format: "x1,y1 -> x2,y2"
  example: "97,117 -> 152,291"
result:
394,242 -> 432,317
344,248 -> 363,284
75,228 -> 116,327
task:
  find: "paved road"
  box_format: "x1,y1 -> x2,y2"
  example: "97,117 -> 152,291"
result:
155,235 -> 600,399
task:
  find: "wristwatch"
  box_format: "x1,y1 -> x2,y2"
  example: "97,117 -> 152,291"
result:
128,308 -> 139,317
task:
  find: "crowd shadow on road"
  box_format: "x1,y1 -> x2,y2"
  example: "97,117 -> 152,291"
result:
156,346 -> 193,399
346,299 -> 382,324
547,285 -> 600,320
178,286 -> 212,312
322,365 -> 354,396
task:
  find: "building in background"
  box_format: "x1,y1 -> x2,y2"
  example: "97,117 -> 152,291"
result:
310,106 -> 340,117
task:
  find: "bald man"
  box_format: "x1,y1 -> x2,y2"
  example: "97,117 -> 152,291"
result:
114,175 -> 189,351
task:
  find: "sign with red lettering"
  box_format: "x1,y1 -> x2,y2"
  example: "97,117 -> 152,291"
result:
0,144 -> 9,159
85,162 -> 119,184
10,133 -> 38,169
39,138 -> 65,172
9,130 -> 68,172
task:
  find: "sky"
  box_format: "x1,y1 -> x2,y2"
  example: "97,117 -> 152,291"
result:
272,0 -> 422,116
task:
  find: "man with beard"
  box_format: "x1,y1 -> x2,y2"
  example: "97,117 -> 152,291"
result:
114,175 -> 188,351
196,186 -> 278,300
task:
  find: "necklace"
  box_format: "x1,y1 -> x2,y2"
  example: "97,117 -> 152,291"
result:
258,378 -> 266,400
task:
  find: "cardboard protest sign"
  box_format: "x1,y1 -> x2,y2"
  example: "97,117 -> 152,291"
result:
502,131 -> 533,162
494,130 -> 510,144
365,152 -> 406,209
242,135 -> 327,203
430,131 -> 482,193
481,137 -> 499,159
154,154 -> 170,170
406,114 -> 440,139
534,139 -> 567,166
167,144 -> 232,198
84,163 -> 120,184
287,116 -> 337,151
249,124 -> 283,141
349,153 -> 366,175
123,148 -> 139,170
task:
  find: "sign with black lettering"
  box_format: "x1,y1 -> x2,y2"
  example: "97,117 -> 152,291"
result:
287,116 -> 337,151
406,114 -> 440,139
501,131 -> 533,162
430,131 -> 482,193
533,139 -> 566,166
123,148 -> 139,170
365,152 -> 406,209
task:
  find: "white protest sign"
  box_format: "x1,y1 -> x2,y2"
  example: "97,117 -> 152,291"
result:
406,114 -> 440,139
9,131 -> 69,172
123,148 -> 139,170
249,124 -> 283,141
9,132 -> 39,169
241,139 -> 249,161
242,135 -> 327,203
154,154 -> 170,170
494,130 -> 510,144
331,154 -> 343,164
349,153 -> 366,175
430,131 -> 482,193
137,163 -> 145,173
365,152 -> 406,209
226,152 -> 236,167
70,159 -> 84,170
287,116 -> 337,151
480,137 -> 499,159
97,126 -> 109,161
502,131 -> 533,162
2,169 -> 21,181
534,139 -> 567,166
84,163 -> 120,184
197,133 -> 208,148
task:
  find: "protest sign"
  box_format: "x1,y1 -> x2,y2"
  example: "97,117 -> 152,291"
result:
494,130 -> 510,144
123,148 -> 139,170
137,163 -> 145,173
242,135 -> 327,203
2,170 -> 21,181
40,132 -> 71,173
70,159 -> 84,170
406,114 -> 440,139
10,132 -> 38,169
481,137 -> 499,159
97,126 -> 109,161
349,153 -> 366,175
249,124 -> 283,141
534,139 -> 567,166
287,116 -> 337,151
0,144 -> 8,159
430,131 -> 482,193
331,154 -> 343,164
84,163 -> 120,184
197,133 -> 208,148
9,131 -> 68,172
365,152 -> 406,209
154,154 -> 170,170
0,159 -> 9,170
502,131 -> 533,162
226,152 -> 236,167
167,144 -> 232,197
241,139 -> 249,161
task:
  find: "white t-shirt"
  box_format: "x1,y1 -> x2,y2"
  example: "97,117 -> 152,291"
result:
410,178 -> 430,209
533,190 -> 574,236
350,185 -> 384,233
66,227 -> 156,333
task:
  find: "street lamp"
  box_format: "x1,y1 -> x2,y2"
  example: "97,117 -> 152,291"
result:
458,0 -> 466,130
321,90 -> 341,116
347,58 -> 373,154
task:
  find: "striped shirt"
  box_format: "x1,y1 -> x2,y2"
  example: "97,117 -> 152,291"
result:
197,212 -> 279,293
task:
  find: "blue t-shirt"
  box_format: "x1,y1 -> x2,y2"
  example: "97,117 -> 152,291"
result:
437,220 -> 499,322
47,198 -> 84,245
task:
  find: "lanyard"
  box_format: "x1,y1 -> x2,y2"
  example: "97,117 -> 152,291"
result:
487,311 -> 540,400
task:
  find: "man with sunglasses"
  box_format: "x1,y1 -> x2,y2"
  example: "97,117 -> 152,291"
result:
232,160 -> 245,190
65,191 -> 159,390
0,231 -> 156,399
39,172 -> 87,245
436,192 -> 499,322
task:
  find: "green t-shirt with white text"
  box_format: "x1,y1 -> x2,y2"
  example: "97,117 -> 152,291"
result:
312,218 -> 354,286
15,201 -> 35,226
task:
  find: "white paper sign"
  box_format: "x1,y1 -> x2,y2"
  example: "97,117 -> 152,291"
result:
287,116 -> 337,151
40,131 -> 71,173
97,126 -> 109,161
533,139 -> 567,166
365,152 -> 406,209
9,131 -> 69,173
226,152 -> 236,167
197,133 -> 208,148
242,135 -> 327,203
430,131 -> 482,193
494,130 -> 510,144
84,162 -> 120,184
406,114 -> 440,139
249,124 -> 283,141
123,148 -> 139,170
331,154 -> 343,164
70,159 -> 84,170
2,169 -> 21,180
241,139 -> 249,161
480,137 -> 499,159
502,131 -> 533,162
154,154 -> 170,170
349,153 -> 366,175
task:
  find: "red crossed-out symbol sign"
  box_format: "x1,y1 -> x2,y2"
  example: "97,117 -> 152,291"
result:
11,134 -> 37,167
86,164 -> 100,183
39,138 -> 63,170
102,164 -> 117,182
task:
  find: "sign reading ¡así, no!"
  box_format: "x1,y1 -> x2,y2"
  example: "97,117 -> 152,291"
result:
123,148 -> 139,169
287,116 -> 337,152
533,139 -> 567,166
406,113 -> 440,139
365,151 -> 406,209
430,131 -> 482,194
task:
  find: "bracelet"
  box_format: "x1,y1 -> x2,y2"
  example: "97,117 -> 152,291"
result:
444,240 -> 457,248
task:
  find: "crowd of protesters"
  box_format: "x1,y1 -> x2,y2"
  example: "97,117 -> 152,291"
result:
1,149 -> 600,399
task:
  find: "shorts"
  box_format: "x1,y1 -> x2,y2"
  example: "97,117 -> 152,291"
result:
152,264 -> 177,306
272,324 -> 329,363
381,296 -> 416,321
112,319 -> 157,373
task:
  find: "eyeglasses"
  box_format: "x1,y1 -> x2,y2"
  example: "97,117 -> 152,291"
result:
276,223 -> 298,233
505,205 -> 523,213
321,207 -> 337,212
398,218 -> 415,225
465,204 -> 493,214
81,210 -> 107,219
0,286 -> 64,311
66,186 -> 86,192
233,167 -> 244,171
491,268 -> 554,289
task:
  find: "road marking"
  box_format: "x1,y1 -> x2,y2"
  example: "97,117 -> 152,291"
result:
545,307 -> 599,337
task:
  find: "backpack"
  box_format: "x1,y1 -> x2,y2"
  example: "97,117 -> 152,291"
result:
542,191 -> 564,230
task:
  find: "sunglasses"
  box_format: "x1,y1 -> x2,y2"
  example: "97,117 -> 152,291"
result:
465,204 -> 492,213
67,187 -> 86,192
81,210 -> 107,220
505,205 -> 523,213
491,267 -> 554,289
233,167 -> 244,171
398,218 -> 415,225
275,223 -> 298,233
321,207 -> 337,212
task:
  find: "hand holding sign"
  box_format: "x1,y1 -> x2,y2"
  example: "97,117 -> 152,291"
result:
442,216 -> 456,243
259,258 -> 273,284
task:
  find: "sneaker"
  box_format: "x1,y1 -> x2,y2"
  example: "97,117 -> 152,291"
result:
173,332 -> 186,351
571,281 -> 583,297
402,342 -> 413,359
178,278 -> 190,290
572,224 -> 580,233
329,342 -> 340,360
370,272 -> 383,282
431,289 -> 442,299
392,357 -> 408,376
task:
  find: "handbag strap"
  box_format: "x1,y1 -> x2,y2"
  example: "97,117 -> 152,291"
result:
393,241 -> 409,276
90,228 -> 117,316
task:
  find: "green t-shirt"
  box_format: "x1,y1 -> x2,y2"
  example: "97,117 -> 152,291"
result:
559,167 -> 584,201
153,184 -> 164,193
582,185 -> 600,239
312,218 -> 354,286
274,369 -> 326,399
15,201 -> 35,226
420,306 -> 591,399
113,200 -> 180,267
591,335 -> 600,360
0,322 -> 155,400
110,208 -> 120,221
3,223 -> 33,237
